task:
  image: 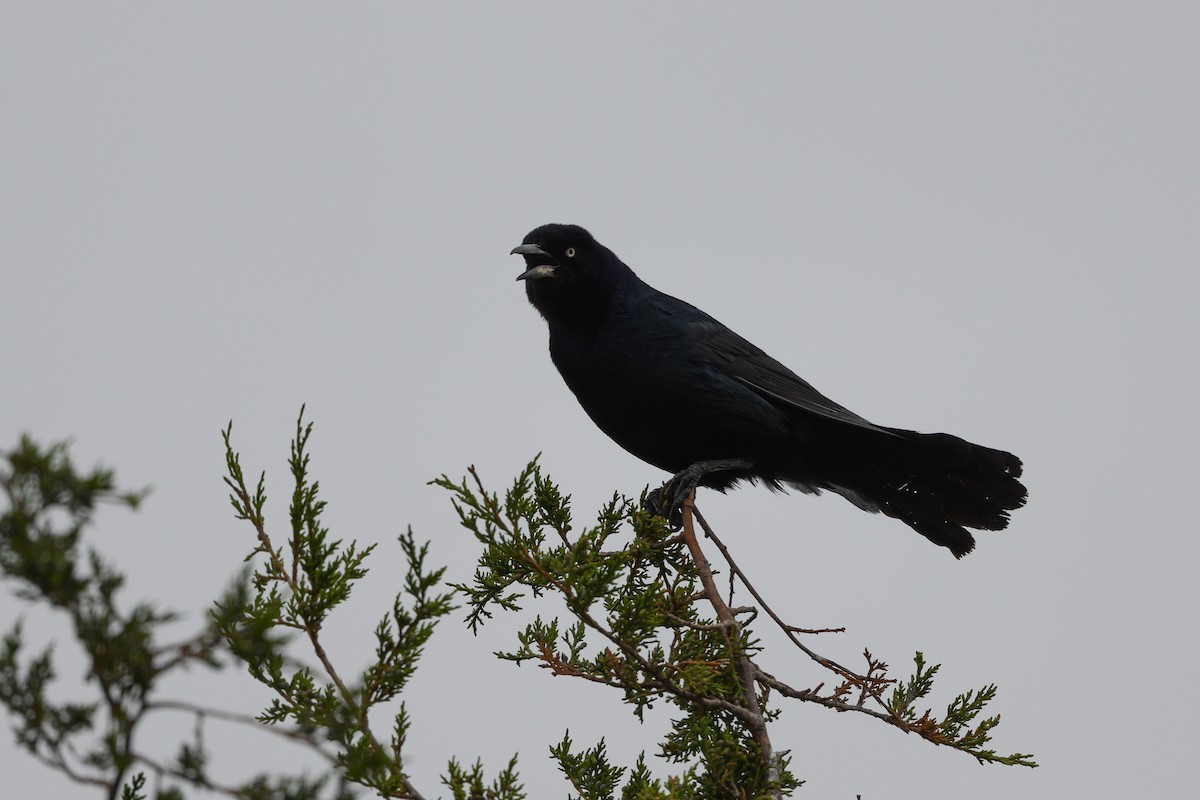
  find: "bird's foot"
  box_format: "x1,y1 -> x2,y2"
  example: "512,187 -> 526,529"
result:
644,484 -> 685,529
643,459 -> 754,529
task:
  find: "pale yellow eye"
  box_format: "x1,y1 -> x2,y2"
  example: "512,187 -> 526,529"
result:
566,247 -> 576,257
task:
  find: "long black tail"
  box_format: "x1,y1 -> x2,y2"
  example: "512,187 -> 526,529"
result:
822,427 -> 1027,558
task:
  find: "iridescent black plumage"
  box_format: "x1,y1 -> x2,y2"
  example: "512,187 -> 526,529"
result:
513,224 -> 1026,557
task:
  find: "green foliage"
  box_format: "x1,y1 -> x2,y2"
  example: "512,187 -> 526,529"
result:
889,653 -> 1038,767
220,410 -> 514,800
433,461 -> 798,798
441,756 -> 525,800
435,459 -> 1037,797
551,733 -> 625,799
121,772 -> 147,800
5,414 -> 1035,799
0,434 -> 345,799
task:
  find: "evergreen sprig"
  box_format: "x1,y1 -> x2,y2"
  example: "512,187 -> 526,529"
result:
1,435 -> 342,799
434,461 -> 797,798
889,653 -> 1038,767
219,409 -> 524,800
441,756 -> 525,800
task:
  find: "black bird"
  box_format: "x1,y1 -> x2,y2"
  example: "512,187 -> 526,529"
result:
511,223 -> 1026,557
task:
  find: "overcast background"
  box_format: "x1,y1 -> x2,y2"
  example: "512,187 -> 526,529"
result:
3,3 -> 1198,798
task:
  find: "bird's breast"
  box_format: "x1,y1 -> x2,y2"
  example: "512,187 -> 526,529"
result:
546,313 -> 790,472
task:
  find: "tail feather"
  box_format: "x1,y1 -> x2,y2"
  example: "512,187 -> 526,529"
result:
820,427 -> 1027,558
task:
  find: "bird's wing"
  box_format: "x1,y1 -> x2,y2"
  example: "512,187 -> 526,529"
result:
648,295 -> 893,435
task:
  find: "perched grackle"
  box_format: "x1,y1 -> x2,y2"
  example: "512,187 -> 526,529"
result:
512,223 -> 1026,557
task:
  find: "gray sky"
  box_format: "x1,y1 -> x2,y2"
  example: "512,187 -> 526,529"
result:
3,3 -> 1197,797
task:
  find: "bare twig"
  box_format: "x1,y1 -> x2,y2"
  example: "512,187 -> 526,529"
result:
146,700 -> 338,764
693,505 -> 864,682
680,492 -> 781,796
28,745 -> 110,790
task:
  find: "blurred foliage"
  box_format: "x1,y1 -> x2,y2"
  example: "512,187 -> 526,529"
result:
0,434 -> 353,799
217,412 -> 465,799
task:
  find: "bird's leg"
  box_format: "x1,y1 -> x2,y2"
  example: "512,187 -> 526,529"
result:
644,459 -> 754,529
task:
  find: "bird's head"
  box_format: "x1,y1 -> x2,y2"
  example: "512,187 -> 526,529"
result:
511,223 -> 598,280
512,223 -> 623,323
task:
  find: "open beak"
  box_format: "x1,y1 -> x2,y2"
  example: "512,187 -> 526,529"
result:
511,243 -> 558,281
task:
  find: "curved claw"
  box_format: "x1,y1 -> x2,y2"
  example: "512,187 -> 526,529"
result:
643,485 -> 685,529
644,458 -> 754,529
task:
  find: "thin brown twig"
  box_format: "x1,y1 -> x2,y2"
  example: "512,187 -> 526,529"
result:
130,749 -> 249,798
754,668 -> 899,725
680,492 -> 780,794
146,700 -> 337,764
28,744 -> 111,789
690,504 -> 916,734
692,504 -> 862,681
